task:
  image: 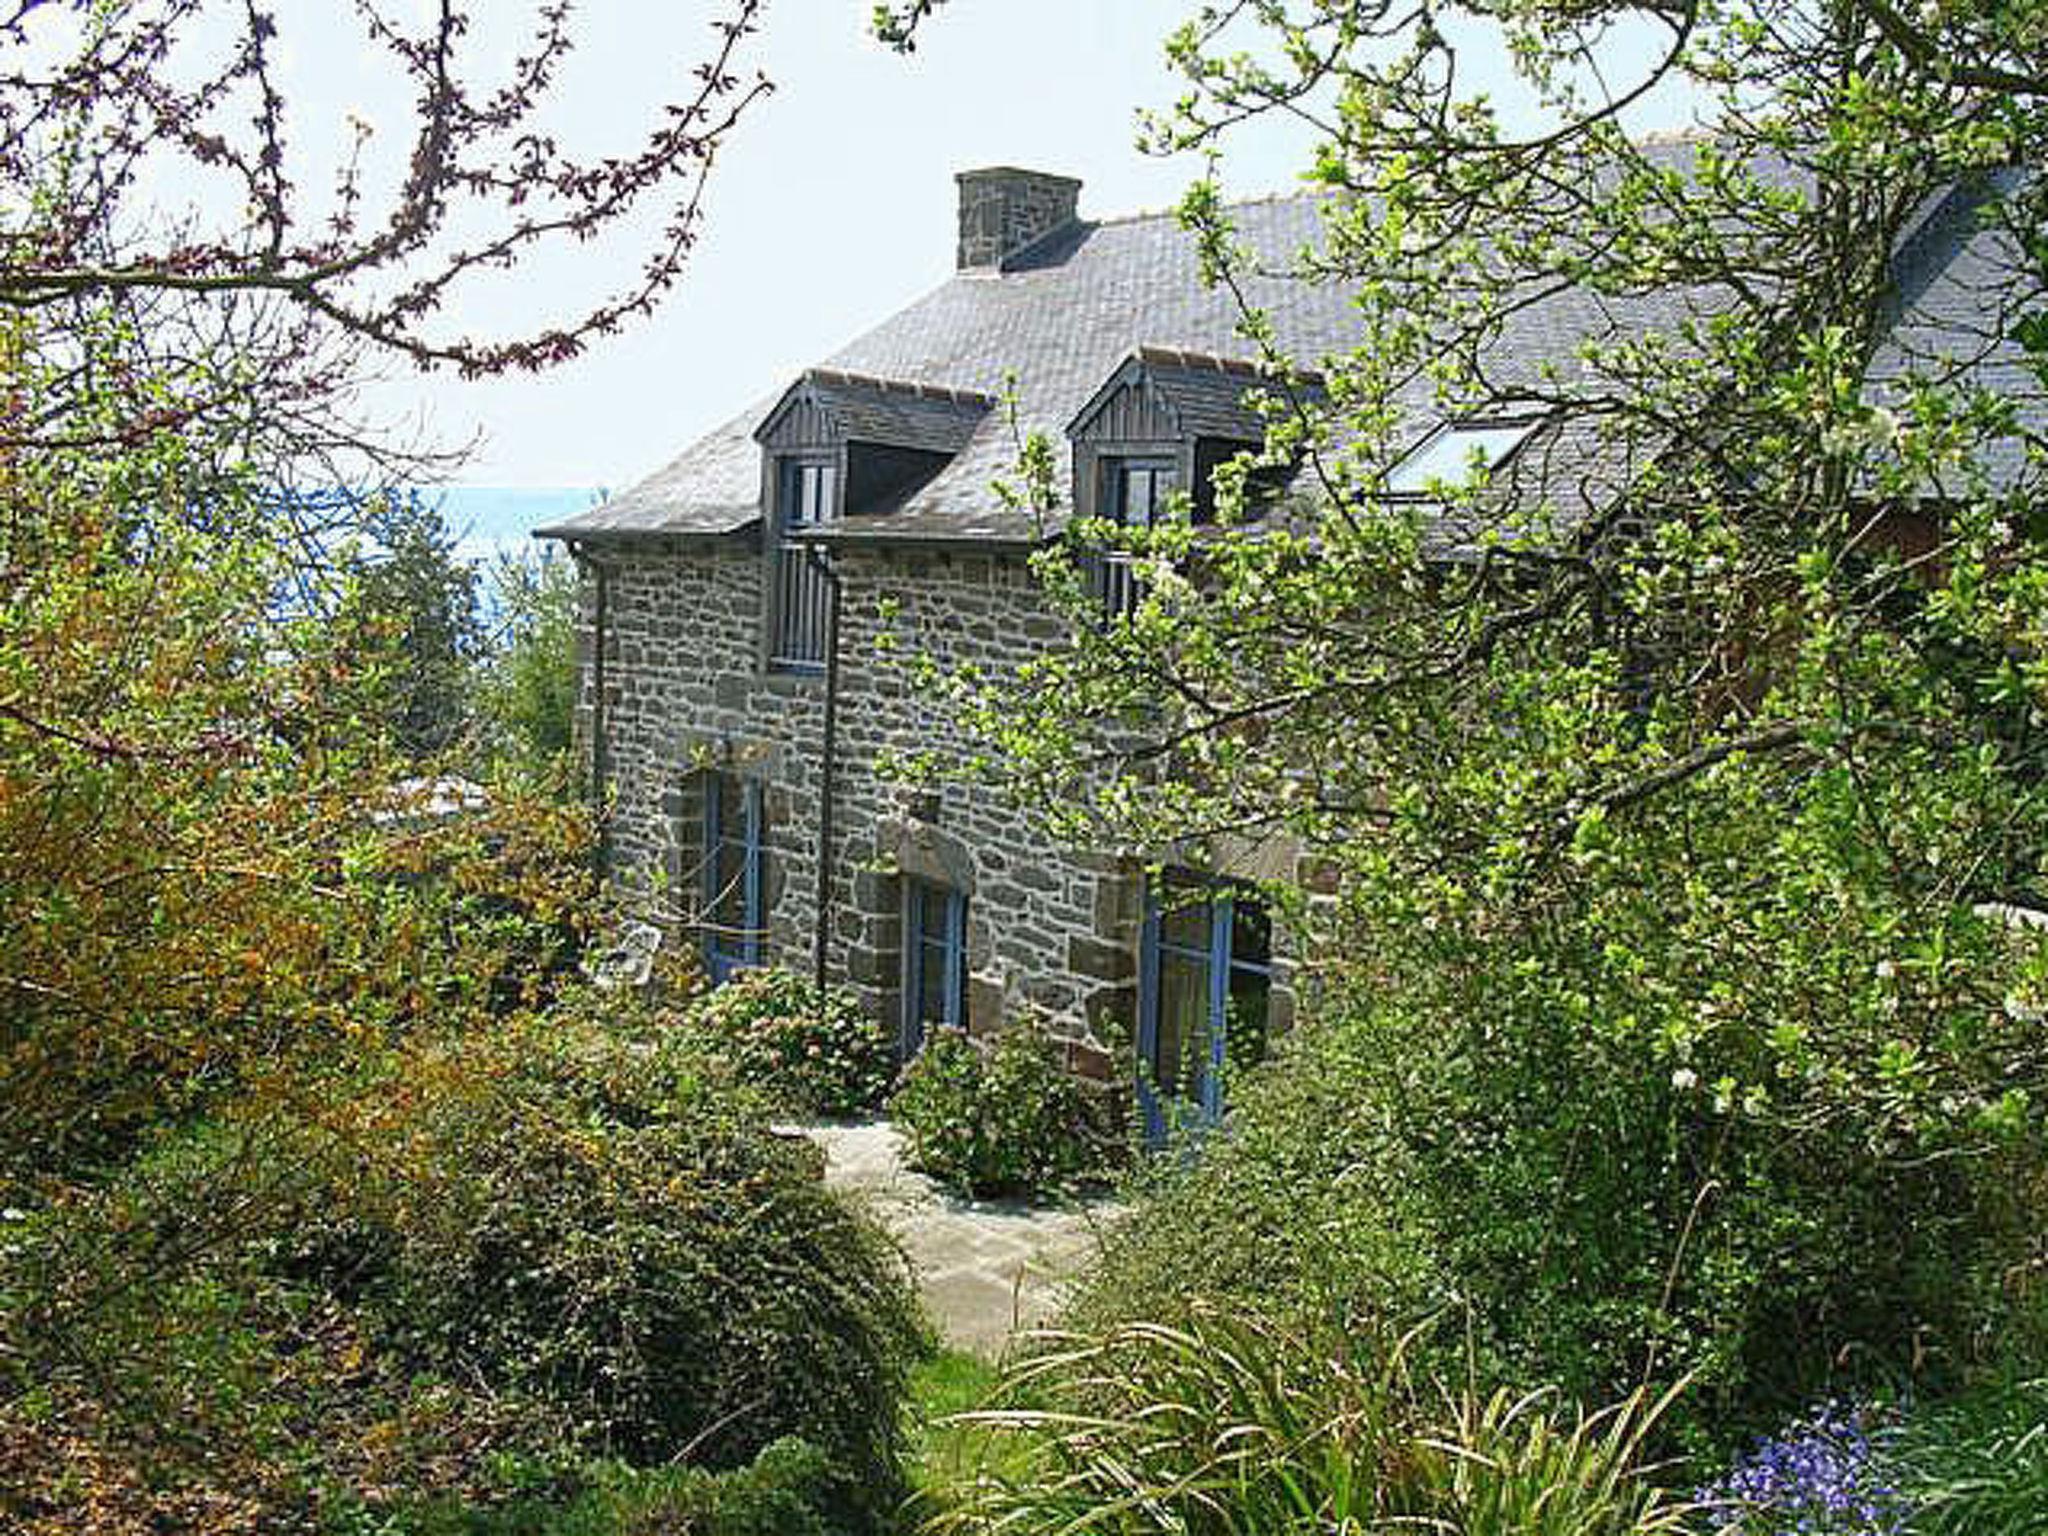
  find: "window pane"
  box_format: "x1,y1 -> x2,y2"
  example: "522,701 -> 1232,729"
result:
1230,898 -> 1271,967
1160,893 -> 1212,953
1225,967 -> 1270,1075
1153,949 -> 1211,1098
920,883 -> 951,937
918,942 -> 947,1026
710,840 -> 747,928
1386,421 -> 1535,494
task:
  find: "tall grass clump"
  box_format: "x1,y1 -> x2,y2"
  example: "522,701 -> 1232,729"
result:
917,1305 -> 1693,1535
1886,1378 -> 2048,1535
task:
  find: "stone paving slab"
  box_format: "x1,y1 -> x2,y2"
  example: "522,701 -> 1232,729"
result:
791,1119 -> 1120,1360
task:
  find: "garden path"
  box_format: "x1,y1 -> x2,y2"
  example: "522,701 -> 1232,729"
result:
795,1119 -> 1119,1360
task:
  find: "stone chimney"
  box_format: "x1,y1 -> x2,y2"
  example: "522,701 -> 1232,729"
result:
955,167 -> 1082,272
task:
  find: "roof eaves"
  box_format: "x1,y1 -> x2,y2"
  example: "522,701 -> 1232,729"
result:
534,517 -> 761,546
795,523 -> 1049,554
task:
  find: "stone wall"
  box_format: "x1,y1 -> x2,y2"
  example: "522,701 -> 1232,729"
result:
573,538 -> 1299,1085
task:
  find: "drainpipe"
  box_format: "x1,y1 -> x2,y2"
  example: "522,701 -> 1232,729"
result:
810,547 -> 843,1001
577,545 -> 613,873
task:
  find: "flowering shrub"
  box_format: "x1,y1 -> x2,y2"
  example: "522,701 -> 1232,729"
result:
1694,1402 -> 1908,1535
888,1021 -> 1111,1199
691,967 -> 895,1117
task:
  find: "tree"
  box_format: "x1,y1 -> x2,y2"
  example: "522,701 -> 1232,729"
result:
1,1 -> 770,377
0,0 -> 771,552
337,493 -> 486,760
957,0 -> 2048,1424
2,0 -> 776,1173
475,547 -> 581,784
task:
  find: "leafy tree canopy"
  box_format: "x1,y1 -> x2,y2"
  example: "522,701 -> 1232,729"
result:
941,0 -> 2048,1414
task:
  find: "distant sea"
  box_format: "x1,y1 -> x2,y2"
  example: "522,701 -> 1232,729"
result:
429,486 -> 608,567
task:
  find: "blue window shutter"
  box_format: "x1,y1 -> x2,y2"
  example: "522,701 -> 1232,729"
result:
742,780 -> 764,965
942,890 -> 966,1027
1206,898 -> 1233,1122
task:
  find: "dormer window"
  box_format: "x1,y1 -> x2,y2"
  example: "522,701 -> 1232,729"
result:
753,368 -> 992,672
1068,349 -> 1291,618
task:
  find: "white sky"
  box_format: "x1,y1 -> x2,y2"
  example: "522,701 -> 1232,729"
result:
330,1 -> 1693,492
379,0 -> 1309,490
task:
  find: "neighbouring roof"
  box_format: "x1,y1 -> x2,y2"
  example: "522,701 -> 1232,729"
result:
539,154 -> 2043,547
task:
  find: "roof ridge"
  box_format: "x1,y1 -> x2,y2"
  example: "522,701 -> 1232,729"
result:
1086,185 -> 1327,231
1134,344 -> 1269,377
803,366 -> 994,409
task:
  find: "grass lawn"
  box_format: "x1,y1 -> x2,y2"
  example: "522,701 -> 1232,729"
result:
903,1347 -> 1037,1517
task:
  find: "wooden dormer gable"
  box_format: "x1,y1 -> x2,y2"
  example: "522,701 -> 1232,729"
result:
1066,348 -> 1277,522
754,368 -> 993,521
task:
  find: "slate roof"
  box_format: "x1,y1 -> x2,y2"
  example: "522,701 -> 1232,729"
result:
539,155 -> 2042,547
1865,167 -> 2046,494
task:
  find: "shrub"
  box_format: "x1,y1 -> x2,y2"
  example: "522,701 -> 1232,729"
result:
918,1306 -> 1693,1536
888,1023 -> 1109,1200
690,967 -> 896,1117
324,1437 -> 847,1536
1069,980 -> 2043,1451
5,1011 -> 927,1534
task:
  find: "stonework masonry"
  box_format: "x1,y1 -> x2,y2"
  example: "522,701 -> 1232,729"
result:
573,540 -> 1298,1084
955,167 -> 1082,272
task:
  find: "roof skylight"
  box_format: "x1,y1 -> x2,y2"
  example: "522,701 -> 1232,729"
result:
1386,420 -> 1538,495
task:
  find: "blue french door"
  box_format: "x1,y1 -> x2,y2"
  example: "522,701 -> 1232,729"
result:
1135,880 -> 1271,1144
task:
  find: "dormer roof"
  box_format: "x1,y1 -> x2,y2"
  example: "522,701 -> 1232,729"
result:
1067,348 -> 1295,446
755,368 -> 994,456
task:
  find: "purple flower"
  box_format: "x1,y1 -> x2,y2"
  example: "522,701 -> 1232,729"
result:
1695,1401 -> 1909,1535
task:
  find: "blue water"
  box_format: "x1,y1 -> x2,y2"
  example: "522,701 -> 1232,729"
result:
432,486 -> 607,567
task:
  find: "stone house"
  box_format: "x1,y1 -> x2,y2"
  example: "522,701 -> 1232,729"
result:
538,162 -> 2039,1136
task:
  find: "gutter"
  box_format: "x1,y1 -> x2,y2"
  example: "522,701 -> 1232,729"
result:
576,543 -> 613,871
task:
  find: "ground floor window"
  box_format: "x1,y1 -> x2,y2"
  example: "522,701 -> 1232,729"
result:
1136,873 -> 1271,1140
703,773 -> 764,983
901,877 -> 967,1058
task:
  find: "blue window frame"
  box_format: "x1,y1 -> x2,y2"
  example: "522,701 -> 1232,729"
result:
901,878 -> 967,1059
771,457 -> 835,670
1135,875 -> 1271,1143
703,772 -> 764,983
1092,455 -> 1177,614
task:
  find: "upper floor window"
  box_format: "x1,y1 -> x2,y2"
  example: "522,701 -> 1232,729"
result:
1105,456 -> 1177,528
1092,454 -> 1178,614
1136,873 -> 1271,1142
702,771 -> 765,983
770,456 -> 835,670
782,458 -> 837,529
901,878 -> 968,1059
